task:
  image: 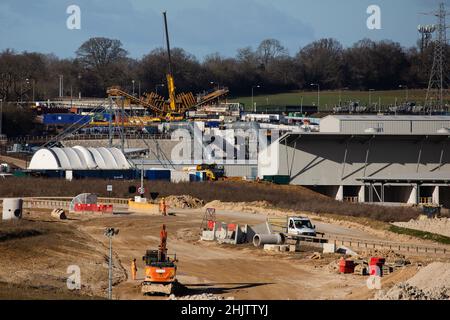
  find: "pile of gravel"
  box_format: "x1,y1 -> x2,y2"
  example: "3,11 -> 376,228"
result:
168,293 -> 234,300
375,262 -> 450,300
376,283 -> 449,300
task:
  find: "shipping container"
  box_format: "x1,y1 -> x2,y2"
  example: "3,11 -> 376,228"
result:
205,121 -> 221,128
144,169 -> 171,181
43,113 -> 91,125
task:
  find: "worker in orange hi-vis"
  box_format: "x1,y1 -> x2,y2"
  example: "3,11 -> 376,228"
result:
131,258 -> 137,280
159,197 -> 167,216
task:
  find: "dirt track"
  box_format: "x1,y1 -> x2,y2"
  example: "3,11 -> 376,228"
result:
1,207 -> 444,300
74,209 -> 392,300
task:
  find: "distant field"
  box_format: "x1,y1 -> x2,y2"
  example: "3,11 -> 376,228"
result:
228,89 -> 450,112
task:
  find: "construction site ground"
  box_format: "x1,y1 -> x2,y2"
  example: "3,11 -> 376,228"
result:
1,206 -> 449,300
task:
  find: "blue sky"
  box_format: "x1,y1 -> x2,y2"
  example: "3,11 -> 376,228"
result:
0,0 -> 447,60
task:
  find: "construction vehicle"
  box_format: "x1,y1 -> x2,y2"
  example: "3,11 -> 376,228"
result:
196,164 -> 225,181
141,225 -> 178,295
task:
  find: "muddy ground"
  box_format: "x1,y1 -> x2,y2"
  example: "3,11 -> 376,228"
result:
0,208 -> 446,300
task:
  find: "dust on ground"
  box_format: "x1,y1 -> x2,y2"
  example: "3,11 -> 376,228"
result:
0,215 -> 125,299
1,201 -> 450,300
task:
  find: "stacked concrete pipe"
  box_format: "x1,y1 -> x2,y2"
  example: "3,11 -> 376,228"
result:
253,233 -> 285,247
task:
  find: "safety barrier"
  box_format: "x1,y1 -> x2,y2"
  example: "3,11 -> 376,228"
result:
325,234 -> 450,256
15,197 -> 128,210
73,203 -> 113,213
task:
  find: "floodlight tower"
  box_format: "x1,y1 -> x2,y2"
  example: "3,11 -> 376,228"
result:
423,2 -> 449,111
418,24 -> 436,53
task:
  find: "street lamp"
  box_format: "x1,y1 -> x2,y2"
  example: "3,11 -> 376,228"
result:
369,89 -> 375,106
399,85 -> 409,102
310,83 -> 320,109
155,84 -> 165,95
0,99 -> 3,137
104,227 -> 119,300
78,74 -> 82,99
251,85 -> 260,113
132,80 -> 135,96
59,75 -> 64,98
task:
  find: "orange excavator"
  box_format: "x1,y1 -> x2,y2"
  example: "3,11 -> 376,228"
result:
141,224 -> 178,295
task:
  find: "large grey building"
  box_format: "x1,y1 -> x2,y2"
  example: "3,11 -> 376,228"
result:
320,115 -> 450,134
259,116 -> 450,208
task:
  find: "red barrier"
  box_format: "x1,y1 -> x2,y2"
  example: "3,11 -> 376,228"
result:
74,203 -> 113,213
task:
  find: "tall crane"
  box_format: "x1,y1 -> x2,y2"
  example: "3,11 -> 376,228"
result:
163,11 -> 177,113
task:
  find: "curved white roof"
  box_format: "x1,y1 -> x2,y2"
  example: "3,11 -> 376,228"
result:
28,146 -> 131,170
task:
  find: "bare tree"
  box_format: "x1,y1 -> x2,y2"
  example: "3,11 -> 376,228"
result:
76,37 -> 128,89
257,39 -> 288,67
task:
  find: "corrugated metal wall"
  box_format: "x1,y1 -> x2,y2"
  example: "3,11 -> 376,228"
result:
340,120 -> 411,134
411,120 -> 450,134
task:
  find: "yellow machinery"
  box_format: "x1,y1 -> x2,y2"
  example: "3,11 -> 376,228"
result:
196,164 -> 225,181
106,12 -> 230,122
163,11 -> 177,114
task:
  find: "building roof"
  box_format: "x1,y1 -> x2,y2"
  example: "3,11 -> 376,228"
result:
322,115 -> 450,121
28,146 -> 131,170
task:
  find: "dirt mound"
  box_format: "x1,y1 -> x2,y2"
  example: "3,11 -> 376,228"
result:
376,283 -> 449,300
376,262 -> 450,300
393,218 -> 450,238
203,200 -> 287,215
166,195 -> 204,209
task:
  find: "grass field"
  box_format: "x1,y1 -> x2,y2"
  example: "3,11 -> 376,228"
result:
229,89 -> 450,112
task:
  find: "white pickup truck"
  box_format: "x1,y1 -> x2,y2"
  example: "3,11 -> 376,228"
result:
287,216 -> 316,237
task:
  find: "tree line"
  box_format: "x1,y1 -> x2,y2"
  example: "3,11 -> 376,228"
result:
0,37 -> 448,102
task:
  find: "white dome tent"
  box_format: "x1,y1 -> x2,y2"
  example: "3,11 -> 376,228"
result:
28,146 -> 131,170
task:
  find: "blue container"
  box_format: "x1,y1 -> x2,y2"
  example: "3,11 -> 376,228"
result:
145,169 -> 171,181
195,171 -> 206,181
189,173 -> 200,182
73,170 -> 137,180
43,113 -> 91,125
206,121 -> 221,128
144,126 -> 159,134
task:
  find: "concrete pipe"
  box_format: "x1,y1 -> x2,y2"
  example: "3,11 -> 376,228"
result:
253,233 -> 285,247
2,198 -> 23,221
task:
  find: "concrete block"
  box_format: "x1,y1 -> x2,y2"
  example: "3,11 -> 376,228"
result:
263,244 -> 280,251
323,243 -> 336,254
279,245 -> 289,252
289,245 -> 297,252
201,230 -> 215,241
